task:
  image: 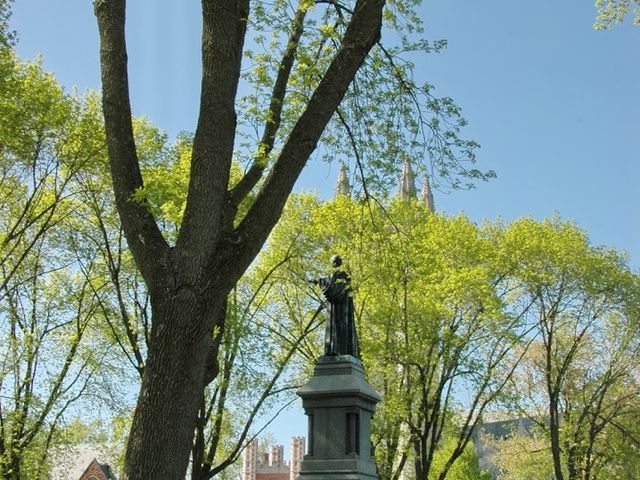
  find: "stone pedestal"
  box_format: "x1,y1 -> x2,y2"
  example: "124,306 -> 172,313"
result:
297,355 -> 381,480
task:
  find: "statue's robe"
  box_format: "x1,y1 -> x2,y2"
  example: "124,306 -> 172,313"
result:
319,270 -> 359,357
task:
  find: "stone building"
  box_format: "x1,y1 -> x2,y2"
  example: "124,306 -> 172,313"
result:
242,437 -> 305,480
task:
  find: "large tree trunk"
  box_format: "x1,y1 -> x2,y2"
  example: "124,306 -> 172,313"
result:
123,289 -> 224,480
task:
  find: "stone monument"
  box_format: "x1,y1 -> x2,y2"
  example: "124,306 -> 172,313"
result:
298,256 -> 381,480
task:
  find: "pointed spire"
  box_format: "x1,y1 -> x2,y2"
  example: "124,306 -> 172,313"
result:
335,163 -> 350,197
399,158 -> 416,201
421,175 -> 435,212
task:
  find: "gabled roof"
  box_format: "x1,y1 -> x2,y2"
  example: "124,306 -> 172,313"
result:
78,458 -> 117,480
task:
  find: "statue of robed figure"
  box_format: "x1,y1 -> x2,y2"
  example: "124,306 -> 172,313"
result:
311,255 -> 360,358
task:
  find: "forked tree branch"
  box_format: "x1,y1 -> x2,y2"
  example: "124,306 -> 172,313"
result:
95,0 -> 170,293
176,0 -> 250,270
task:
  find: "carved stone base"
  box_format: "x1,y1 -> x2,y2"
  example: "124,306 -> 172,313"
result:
297,355 -> 381,480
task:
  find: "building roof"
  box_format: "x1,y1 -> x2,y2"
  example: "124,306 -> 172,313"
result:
50,444 -> 119,480
78,458 -> 117,480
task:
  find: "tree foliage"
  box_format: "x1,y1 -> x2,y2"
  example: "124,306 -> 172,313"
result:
261,194 -> 640,480
259,193 -> 524,480
594,0 -> 640,28
0,42 -> 125,479
2,0 -> 636,478
493,218 -> 640,480
489,431 -> 556,480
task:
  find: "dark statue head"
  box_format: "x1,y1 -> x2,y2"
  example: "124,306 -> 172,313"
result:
330,254 -> 343,268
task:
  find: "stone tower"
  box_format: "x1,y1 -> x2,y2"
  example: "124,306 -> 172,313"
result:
420,175 -> 435,212
242,439 -> 259,480
399,158 -> 416,201
335,163 -> 350,197
241,437 -> 305,480
271,445 -> 284,466
290,436 -> 306,480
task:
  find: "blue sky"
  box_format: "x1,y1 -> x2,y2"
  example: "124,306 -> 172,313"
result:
10,0 -> 639,455
11,1 -> 639,266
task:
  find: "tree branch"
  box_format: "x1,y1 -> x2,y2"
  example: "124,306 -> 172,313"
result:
175,0 -> 249,274
229,2 -> 309,209
95,0 -> 170,294
231,0 -> 385,282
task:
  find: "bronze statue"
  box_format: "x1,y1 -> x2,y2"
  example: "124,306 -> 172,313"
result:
311,255 -> 359,358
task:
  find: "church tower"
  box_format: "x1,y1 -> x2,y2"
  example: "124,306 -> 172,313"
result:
420,174 -> 435,212
335,163 -> 350,197
399,158 -> 435,211
399,158 -> 416,201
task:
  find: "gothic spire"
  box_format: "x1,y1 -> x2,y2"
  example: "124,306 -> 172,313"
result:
421,175 -> 435,212
399,158 -> 416,201
335,163 -> 350,197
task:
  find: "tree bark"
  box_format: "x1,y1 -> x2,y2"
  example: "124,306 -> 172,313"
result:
123,290 -> 222,480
